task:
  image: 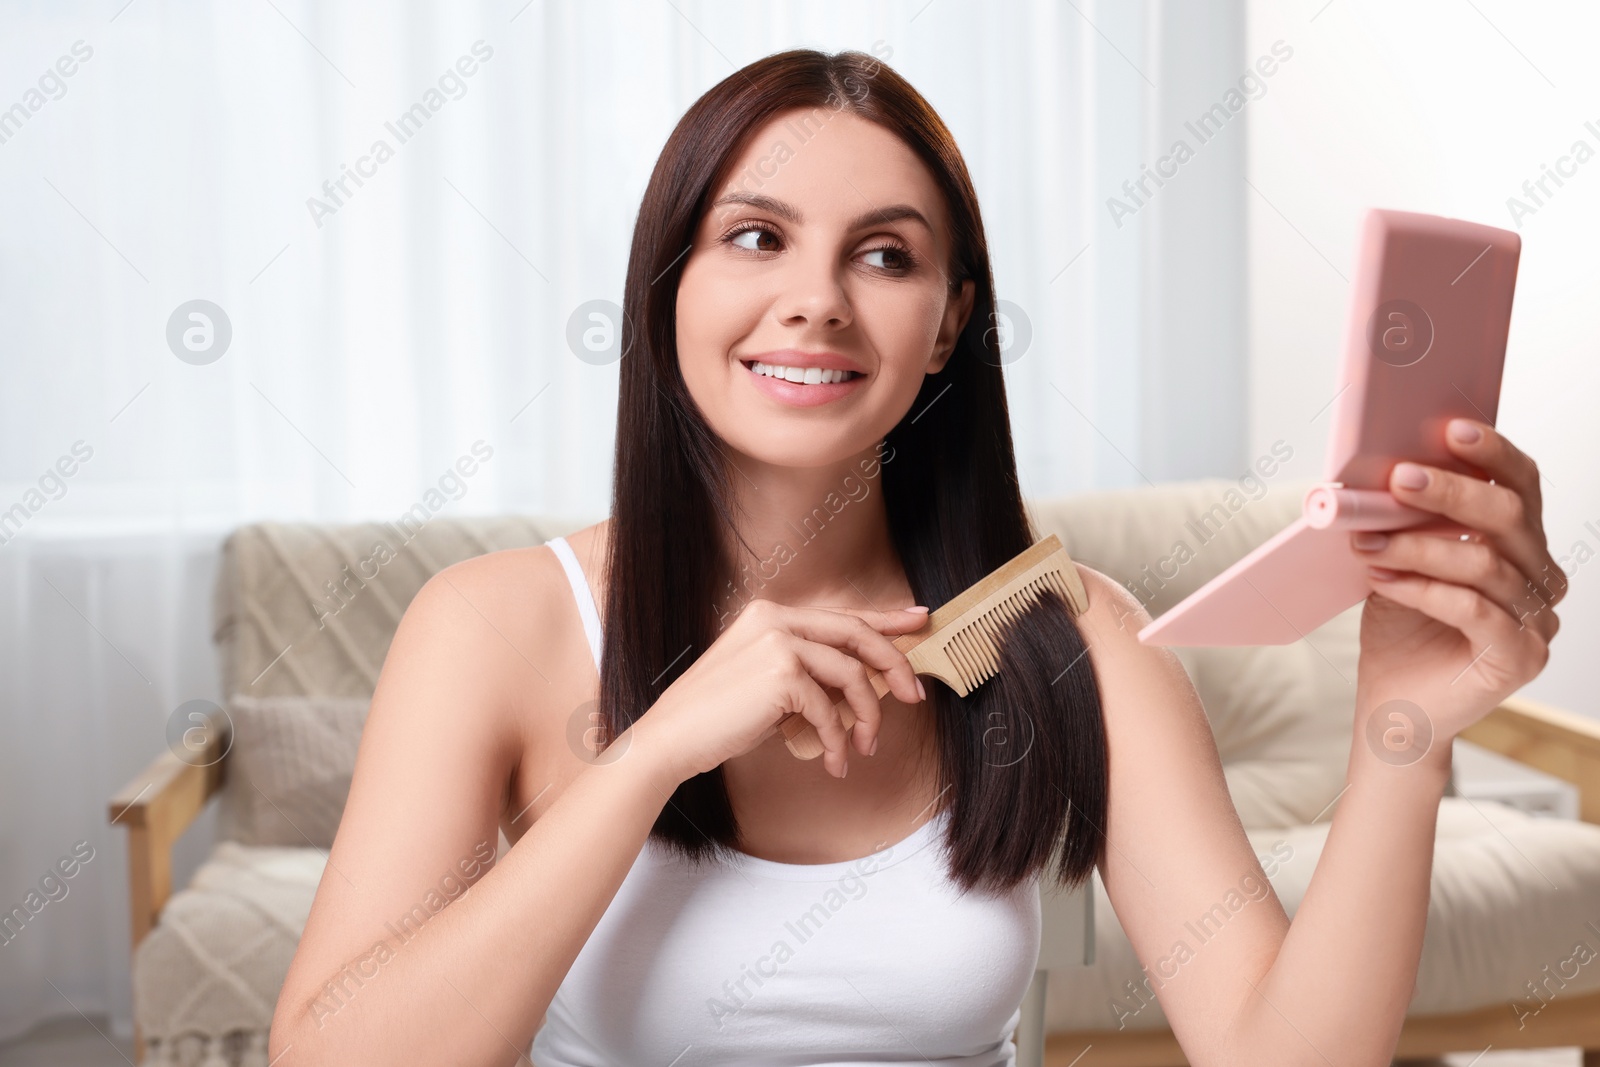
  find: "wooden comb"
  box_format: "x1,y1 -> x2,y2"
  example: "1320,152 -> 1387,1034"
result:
778,533 -> 1090,760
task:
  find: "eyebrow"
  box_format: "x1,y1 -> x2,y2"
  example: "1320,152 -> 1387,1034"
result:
708,192 -> 933,234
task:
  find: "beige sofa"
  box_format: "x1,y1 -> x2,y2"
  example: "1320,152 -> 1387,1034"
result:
107,479 -> 1600,1065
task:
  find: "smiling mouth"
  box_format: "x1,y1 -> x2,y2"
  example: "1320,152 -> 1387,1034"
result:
741,359 -> 863,385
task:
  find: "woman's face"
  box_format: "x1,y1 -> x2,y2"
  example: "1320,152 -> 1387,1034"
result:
675,106 -> 975,470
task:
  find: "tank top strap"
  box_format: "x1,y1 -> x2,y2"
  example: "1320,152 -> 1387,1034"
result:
546,535 -> 604,671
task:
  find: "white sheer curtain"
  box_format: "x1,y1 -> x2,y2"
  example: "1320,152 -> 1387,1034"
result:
0,0 -> 1245,1042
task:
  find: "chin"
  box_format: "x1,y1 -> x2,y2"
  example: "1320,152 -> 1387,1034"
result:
726,432 -> 872,471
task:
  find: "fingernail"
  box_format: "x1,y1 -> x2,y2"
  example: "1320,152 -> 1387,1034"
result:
1352,531 -> 1388,551
916,678 -> 927,701
1393,463 -> 1429,490
869,736 -> 879,756
840,760 -> 848,778
1370,565 -> 1399,581
905,605 -> 930,614
1449,419 -> 1481,444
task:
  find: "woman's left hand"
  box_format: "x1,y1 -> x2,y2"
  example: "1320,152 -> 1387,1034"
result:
1350,417 -> 1565,748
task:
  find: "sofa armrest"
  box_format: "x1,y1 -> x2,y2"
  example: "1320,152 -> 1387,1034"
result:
1458,694 -> 1600,825
106,724 -> 230,953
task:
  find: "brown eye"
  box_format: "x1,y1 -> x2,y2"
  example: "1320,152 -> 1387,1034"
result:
862,244 -> 914,272
728,226 -> 780,252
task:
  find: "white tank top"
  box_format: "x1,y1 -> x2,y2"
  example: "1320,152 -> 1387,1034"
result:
533,535 -> 1042,1065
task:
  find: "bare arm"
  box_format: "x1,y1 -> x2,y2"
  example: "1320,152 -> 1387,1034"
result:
268,554 -> 679,1067
1078,560 -> 1445,1065
1073,564 -> 1303,1062
1245,421 -> 1561,1061
273,728 -> 675,1066
1077,502 -> 1551,1067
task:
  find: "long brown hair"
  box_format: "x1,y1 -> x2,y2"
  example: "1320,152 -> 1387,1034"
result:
599,47 -> 1106,894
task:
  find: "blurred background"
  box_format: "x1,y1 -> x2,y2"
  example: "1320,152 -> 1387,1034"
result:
2,0 -> 1596,1062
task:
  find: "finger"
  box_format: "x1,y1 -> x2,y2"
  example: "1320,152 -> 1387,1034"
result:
822,603 -> 934,633
786,668 -> 852,777
1365,570 -> 1549,692
1352,529 -> 1559,641
791,640 -> 884,758
781,606 -> 925,706
1386,458 -> 1562,608
1443,418 -> 1542,509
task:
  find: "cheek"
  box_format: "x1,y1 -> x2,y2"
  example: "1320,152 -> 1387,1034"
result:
859,285 -> 947,374
675,258 -> 761,366
673,258 -> 771,437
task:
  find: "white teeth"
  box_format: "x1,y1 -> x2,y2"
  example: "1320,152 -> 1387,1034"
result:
748,361 -> 858,384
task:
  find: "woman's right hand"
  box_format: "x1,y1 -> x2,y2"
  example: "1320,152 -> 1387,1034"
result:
629,598 -> 931,784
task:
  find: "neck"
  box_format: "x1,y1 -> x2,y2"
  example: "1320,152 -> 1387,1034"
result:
712,439 -> 908,628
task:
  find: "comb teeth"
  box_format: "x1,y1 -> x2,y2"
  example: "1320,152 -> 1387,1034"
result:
944,570 -> 1075,693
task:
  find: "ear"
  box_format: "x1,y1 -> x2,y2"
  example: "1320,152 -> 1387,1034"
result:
927,278 -> 975,374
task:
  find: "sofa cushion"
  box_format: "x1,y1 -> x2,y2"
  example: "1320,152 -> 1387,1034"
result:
216,695 -> 371,848
1045,796 -> 1600,1031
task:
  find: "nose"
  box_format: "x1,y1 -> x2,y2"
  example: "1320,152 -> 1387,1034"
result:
774,250 -> 853,331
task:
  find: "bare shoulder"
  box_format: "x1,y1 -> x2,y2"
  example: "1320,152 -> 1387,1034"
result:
415,518 -> 610,669
1068,560 -> 1209,730
358,519 -> 614,791
419,520 -> 613,815
1071,561 -> 1146,626
1070,561 -> 1160,656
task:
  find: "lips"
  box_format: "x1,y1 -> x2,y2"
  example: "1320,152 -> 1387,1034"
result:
738,352 -> 868,408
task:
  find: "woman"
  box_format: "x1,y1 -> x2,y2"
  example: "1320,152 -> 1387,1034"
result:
269,49 -> 1564,1066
